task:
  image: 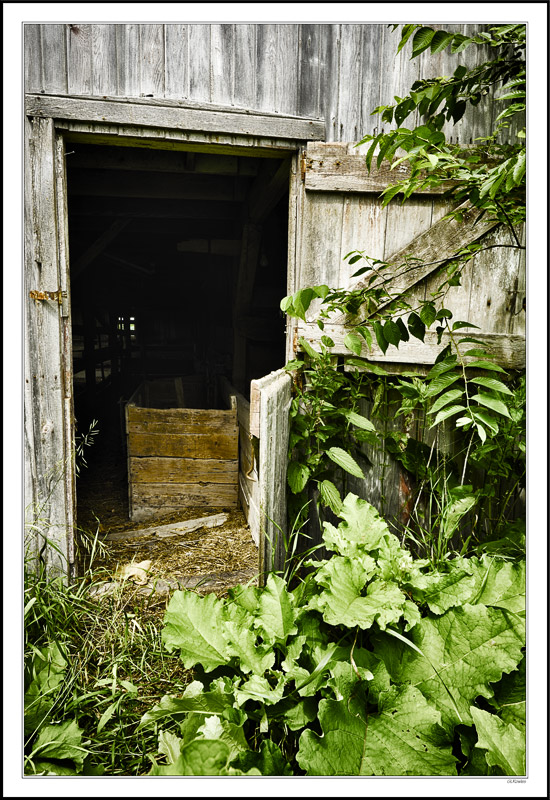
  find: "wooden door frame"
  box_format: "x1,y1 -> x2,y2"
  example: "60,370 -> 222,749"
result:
25,94 -> 322,576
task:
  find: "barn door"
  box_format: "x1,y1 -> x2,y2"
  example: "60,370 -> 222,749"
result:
286,141 -> 525,526
291,141 -> 525,370
248,369 -> 292,583
24,116 -> 75,577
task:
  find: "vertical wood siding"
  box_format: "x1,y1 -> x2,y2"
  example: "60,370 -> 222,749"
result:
24,23 -> 515,144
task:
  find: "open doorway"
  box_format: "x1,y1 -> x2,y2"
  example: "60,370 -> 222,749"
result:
66,142 -> 290,537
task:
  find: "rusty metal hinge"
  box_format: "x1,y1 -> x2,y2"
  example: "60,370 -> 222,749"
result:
29,289 -> 66,304
300,151 -> 307,182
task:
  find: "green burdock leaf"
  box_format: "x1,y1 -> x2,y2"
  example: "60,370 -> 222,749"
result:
223,602 -> 275,674
255,574 -> 298,643
323,493 -> 392,556
471,706 -> 526,775
31,720 -> 86,770
468,557 -> 525,614
162,591 -> 229,671
489,658 -> 525,733
375,604 -> 525,732
327,446 -> 365,479
407,568 -> 476,615
297,685 -> 456,775
149,739 -> 232,776
308,557 -> 408,630
235,674 -> 286,706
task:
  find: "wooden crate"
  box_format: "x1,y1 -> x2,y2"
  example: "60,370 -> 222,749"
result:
125,376 -> 239,521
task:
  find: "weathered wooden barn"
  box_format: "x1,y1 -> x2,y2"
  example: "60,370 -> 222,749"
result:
24,23 -> 525,579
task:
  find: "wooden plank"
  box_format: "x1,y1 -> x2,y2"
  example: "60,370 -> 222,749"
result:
128,432 -> 238,459
91,25 -> 118,95
66,23 -> 92,95
256,24 -> 278,112
188,24 -> 211,102
131,483 -> 238,519
359,25 -> 384,139
297,322 -> 526,369
130,456 -> 238,485
140,24 -> 165,97
337,25 -> 364,143
304,144 -> 456,194
25,94 -> 326,141
383,196 -> 434,260
298,24 -> 322,118
211,24 -> 234,106
41,24 -> 67,94
72,218 -> 130,278
126,405 -> 237,432
116,24 -> 140,97
25,117 -> 69,576
276,24 -> 299,115
255,369 -> 292,580
106,512 -> 228,540
24,25 -> 43,92
164,24 -> 189,98
233,24 -> 256,108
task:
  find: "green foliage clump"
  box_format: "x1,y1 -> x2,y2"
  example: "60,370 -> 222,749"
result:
140,495 -> 525,776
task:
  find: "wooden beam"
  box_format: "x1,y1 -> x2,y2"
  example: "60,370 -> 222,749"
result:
69,146 -> 259,176
304,142 -> 456,195
26,93 -> 326,141
67,168 -> 248,202
296,322 -> 525,370
248,158 -> 291,224
72,218 -> 130,278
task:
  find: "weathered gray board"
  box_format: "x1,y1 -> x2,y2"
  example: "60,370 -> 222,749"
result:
24,116 -> 75,577
24,23 -> 518,145
250,369 -> 292,582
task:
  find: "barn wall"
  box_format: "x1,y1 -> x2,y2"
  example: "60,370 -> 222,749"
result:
24,23 -> 519,144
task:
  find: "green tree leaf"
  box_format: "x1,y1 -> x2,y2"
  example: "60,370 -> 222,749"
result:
383,319 -> 402,347
287,461 -> 310,494
472,393 -> 511,418
429,404 -> 466,427
344,331 -> 363,356
471,707 -> 526,775
411,27 -> 436,58
430,388 -> 465,415
425,371 -> 461,398
319,479 -> 343,514
297,685 -> 457,775
342,409 -> 376,431
407,312 -> 426,341
327,447 -> 365,479
469,376 -> 513,395
430,30 -> 455,54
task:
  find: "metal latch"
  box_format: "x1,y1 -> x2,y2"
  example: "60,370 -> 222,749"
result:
29,289 -> 65,304
300,151 -> 307,182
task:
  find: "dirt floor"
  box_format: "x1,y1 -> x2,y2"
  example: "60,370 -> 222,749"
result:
75,418 -> 259,605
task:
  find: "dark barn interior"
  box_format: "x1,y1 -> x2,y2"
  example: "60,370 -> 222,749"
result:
66,141 -> 290,526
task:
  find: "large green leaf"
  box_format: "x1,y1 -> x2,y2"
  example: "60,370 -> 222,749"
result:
375,604 -> 525,732
297,685 -> 457,775
196,714 -> 249,762
31,720 -> 86,770
326,447 -> 364,479
232,740 -> 293,775
467,557 -> 525,614
411,27 -> 436,57
489,658 -> 526,733
139,680 -> 236,728
223,602 -> 276,674
407,568 -> 476,615
24,642 -> 68,737
308,557 -> 408,631
287,461 -> 310,494
162,591 -> 230,671
342,409 -> 376,431
149,739 -> 233,775
471,707 -> 526,775
323,493 -> 392,556
255,573 -> 298,643
472,393 -> 511,418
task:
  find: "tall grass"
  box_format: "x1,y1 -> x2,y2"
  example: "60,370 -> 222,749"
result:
24,524 -> 191,776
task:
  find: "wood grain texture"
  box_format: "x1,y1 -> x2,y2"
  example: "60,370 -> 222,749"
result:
164,24 -> 189,98
131,483 -> 238,520
26,94 -> 325,140
128,432 -> 238,459
91,25 -> 118,95
40,24 -> 67,94
140,24 -> 165,97
66,24 -> 92,95
130,456 -> 238,484
296,322 -> 525,369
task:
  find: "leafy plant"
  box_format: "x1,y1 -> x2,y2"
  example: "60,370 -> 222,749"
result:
140,494 -> 525,776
